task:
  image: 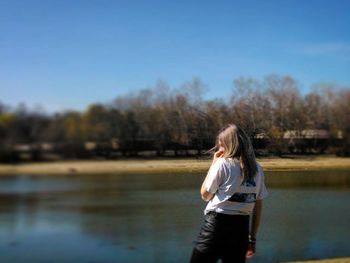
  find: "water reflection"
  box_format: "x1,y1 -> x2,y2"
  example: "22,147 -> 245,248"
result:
0,171 -> 349,262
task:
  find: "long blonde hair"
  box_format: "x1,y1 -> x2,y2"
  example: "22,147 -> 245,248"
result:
215,124 -> 257,181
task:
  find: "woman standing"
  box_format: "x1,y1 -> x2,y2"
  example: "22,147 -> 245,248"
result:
190,124 -> 268,263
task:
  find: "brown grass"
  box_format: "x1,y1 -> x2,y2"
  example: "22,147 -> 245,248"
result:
0,156 -> 349,176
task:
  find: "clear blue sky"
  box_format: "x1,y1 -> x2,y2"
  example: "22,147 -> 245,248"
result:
1,0 -> 350,113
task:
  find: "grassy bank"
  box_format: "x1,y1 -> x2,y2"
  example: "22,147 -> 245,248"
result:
0,156 -> 349,176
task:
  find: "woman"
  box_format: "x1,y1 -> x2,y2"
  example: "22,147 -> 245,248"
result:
190,124 -> 268,263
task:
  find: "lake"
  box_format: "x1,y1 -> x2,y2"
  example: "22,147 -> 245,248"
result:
0,170 -> 349,263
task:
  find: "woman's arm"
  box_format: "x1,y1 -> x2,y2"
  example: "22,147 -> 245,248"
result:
200,150 -> 224,202
250,199 -> 263,239
246,199 -> 263,258
200,173 -> 215,202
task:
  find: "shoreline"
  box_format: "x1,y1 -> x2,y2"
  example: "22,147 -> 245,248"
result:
0,156 -> 349,176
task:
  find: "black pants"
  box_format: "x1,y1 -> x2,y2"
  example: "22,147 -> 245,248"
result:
190,212 -> 249,263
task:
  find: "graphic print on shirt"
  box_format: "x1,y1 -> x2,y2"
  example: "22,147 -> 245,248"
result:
228,178 -> 256,203
241,178 -> 256,187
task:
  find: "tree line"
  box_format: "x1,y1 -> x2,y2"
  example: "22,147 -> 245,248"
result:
1,75 -> 349,162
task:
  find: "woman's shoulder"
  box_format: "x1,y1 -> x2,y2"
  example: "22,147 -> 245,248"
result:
256,161 -> 263,169
255,161 -> 265,176
220,157 -> 240,167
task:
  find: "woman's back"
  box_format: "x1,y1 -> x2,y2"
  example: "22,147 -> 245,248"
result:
204,158 -> 268,216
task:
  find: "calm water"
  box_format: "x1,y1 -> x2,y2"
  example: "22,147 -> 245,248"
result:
0,171 -> 349,263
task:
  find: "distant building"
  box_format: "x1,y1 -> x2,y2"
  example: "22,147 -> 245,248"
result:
283,129 -> 330,139
13,144 -> 31,152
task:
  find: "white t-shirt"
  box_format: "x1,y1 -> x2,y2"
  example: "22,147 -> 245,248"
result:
204,157 -> 268,215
